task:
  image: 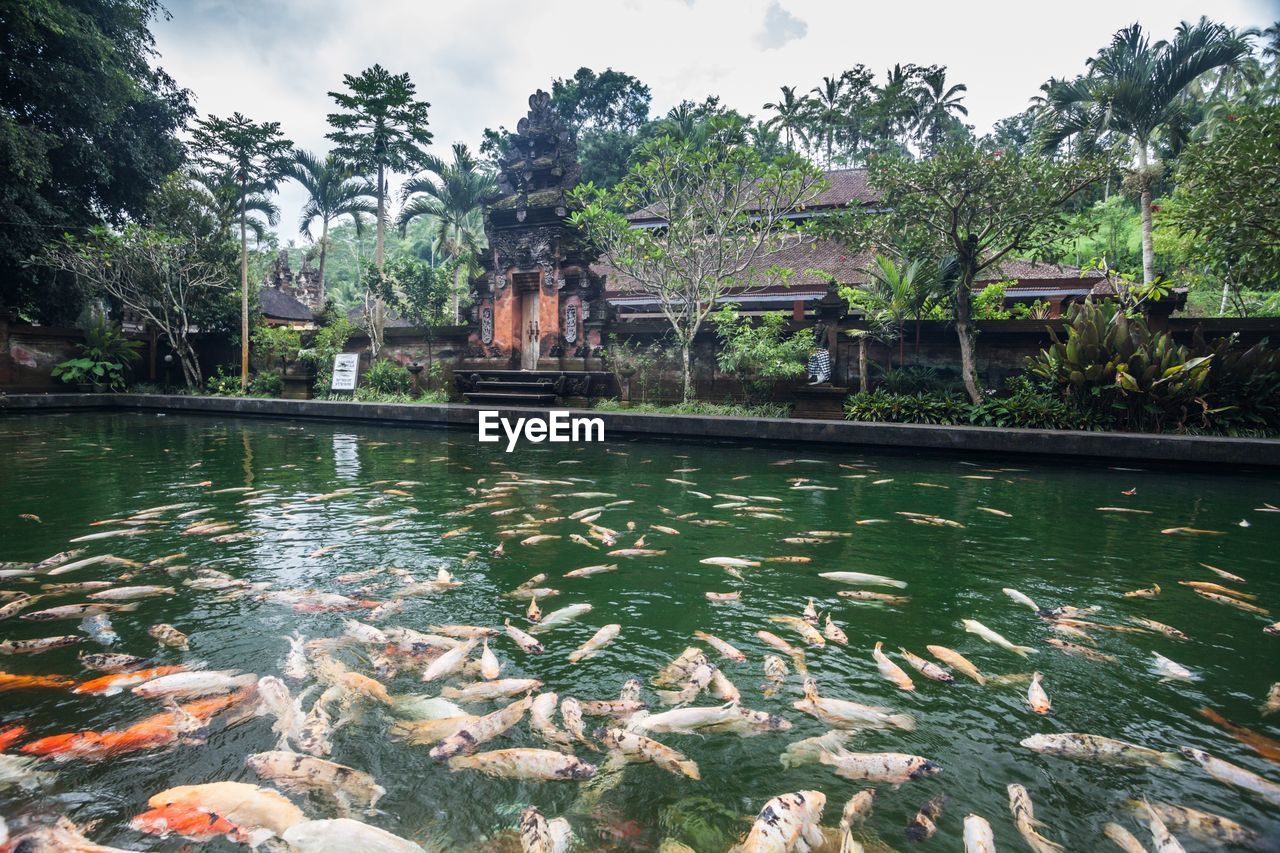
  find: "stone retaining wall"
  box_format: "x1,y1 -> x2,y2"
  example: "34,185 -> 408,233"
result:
3,393 -> 1278,469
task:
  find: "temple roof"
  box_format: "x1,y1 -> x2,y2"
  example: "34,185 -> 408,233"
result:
258,286 -> 314,322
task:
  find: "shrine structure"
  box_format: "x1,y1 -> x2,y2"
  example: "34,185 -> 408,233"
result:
456,91 -> 613,404
462,91 -> 611,373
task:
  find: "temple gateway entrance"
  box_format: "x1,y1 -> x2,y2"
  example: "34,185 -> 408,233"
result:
520,288 -> 539,370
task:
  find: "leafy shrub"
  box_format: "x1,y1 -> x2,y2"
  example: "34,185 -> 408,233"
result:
205,366 -> 243,396
844,389 -> 970,425
52,316 -> 142,391
252,325 -> 302,372
299,317 -> 355,393
248,370 -> 283,397
593,399 -> 791,418
711,305 -> 810,402
877,365 -> 960,395
969,377 -> 1097,430
362,358 -> 413,395
1195,335 -> 1280,435
1028,300 -> 1212,431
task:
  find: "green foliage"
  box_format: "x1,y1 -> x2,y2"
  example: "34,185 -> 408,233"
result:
571,134 -> 824,402
844,389 -> 972,425
0,0 -> 192,324
381,258 -> 454,327
711,306 -> 809,402
1192,334 -> 1280,434
251,325 -> 302,372
362,358 -> 413,395
1028,300 -> 1212,430
592,399 -> 792,419
971,283 -> 1012,319
834,138 -> 1113,401
248,370 -> 283,397
59,314 -> 146,392
844,255 -> 939,366
878,365 -> 958,395
40,224 -> 230,388
1166,103 -> 1280,304
602,335 -> 674,404
846,378 -> 1096,430
326,65 -> 433,177
299,316 -> 355,393
969,376 -> 1098,429
205,365 -> 244,396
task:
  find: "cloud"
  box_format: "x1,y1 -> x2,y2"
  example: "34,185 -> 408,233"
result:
755,1 -> 807,50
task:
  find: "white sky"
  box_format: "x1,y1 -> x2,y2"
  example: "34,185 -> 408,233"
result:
153,0 -> 1277,243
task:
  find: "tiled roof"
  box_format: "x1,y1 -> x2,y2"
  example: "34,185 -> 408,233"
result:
627,169 -> 878,224
599,237 -> 872,298
258,287 -> 314,322
977,259 -> 1102,284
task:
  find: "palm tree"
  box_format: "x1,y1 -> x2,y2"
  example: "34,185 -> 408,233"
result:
397,143 -> 496,323
763,85 -> 811,152
859,255 -> 932,369
912,68 -> 968,152
286,151 -> 376,304
806,76 -> 847,166
870,64 -> 920,149
1036,19 -> 1250,286
189,169 -> 280,244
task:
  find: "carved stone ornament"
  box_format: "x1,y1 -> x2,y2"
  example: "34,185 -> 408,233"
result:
563,303 -> 579,344
480,305 -> 494,345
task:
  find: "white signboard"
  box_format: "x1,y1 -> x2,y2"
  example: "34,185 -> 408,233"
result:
331,353 -> 360,391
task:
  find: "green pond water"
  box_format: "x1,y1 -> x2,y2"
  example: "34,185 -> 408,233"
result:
0,411 -> 1278,851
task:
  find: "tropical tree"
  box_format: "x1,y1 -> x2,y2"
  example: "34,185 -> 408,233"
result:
191,112 -> 294,388
286,151 -> 376,303
397,142 -> 496,323
1035,19 -> 1251,287
807,75 -> 848,166
0,0 -> 191,324
855,256 -> 934,368
189,169 -> 280,243
763,85 -> 812,152
571,136 -> 825,402
326,65 -> 433,357
912,68 -> 968,152
833,141 -> 1111,403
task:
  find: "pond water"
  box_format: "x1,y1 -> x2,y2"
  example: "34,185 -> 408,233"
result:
0,411 -> 1277,851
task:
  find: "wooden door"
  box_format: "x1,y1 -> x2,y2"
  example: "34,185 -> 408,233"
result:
521,290 -> 540,370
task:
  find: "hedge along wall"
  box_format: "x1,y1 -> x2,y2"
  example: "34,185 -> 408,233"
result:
595,315 -> 1280,403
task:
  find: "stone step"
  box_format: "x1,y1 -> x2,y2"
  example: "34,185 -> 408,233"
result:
474,379 -> 554,391
463,391 -> 559,405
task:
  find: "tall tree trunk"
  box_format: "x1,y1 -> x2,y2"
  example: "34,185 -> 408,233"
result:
955,281 -> 982,404
858,336 -> 869,393
680,342 -> 693,405
1137,143 -> 1156,287
371,161 -> 387,359
452,260 -> 463,325
239,180 -> 249,390
317,217 -> 329,307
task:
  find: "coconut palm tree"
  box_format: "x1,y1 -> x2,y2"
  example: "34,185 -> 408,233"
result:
912,68 -> 968,153
806,75 -> 848,166
397,143 -> 496,323
286,151 -> 376,304
763,85 -> 812,152
1036,18 -> 1250,286
189,170 -> 280,244
859,255 -> 933,369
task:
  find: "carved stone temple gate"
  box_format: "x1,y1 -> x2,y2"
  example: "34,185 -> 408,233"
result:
457,91 -> 614,406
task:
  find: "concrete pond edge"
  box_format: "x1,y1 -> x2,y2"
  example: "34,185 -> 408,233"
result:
3,392 -> 1280,469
